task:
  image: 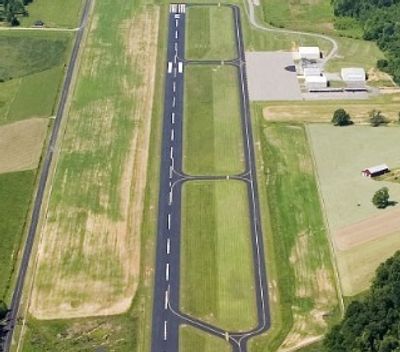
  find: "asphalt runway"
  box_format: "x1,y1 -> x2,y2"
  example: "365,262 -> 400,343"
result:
151,4 -> 271,352
0,1 -> 92,350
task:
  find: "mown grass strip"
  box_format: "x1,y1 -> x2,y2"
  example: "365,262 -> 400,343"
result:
186,6 -> 237,60
183,65 -> 244,175
181,180 -> 257,332
180,325 -> 231,352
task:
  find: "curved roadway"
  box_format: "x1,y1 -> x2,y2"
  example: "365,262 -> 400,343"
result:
243,0 -> 338,64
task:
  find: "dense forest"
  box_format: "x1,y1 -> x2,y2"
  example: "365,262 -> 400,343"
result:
0,0 -> 32,26
332,0 -> 400,84
324,251 -> 400,351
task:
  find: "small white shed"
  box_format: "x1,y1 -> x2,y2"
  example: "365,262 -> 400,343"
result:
305,75 -> 327,89
299,47 -> 321,60
341,68 -> 366,82
303,67 -> 322,77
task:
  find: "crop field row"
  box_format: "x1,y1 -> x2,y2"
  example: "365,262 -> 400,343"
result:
29,0 -> 159,321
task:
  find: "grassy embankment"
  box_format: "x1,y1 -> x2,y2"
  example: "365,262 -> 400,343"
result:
0,30 -> 71,305
249,119 -> 340,351
180,325 -> 231,352
181,181 -> 257,332
186,6 -> 237,60
19,0 -> 83,28
19,0 -> 162,350
183,65 -> 244,175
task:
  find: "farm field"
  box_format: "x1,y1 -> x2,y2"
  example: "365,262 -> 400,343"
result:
20,0 -> 83,28
29,0 -> 159,321
0,30 -> 71,308
0,171 -> 36,300
250,121 -> 339,352
308,124 -> 400,295
181,180 -> 257,332
0,118 -> 48,174
183,65 -> 244,175
180,325 -> 231,352
0,32 -> 71,125
185,6 -> 237,60
262,93 -> 400,123
21,312 -> 139,352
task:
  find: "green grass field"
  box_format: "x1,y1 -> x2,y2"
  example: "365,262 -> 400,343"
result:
20,0 -> 83,28
261,0 -> 334,34
22,312 -> 138,351
186,6 -> 237,60
250,121 -> 339,351
307,125 -> 400,231
181,180 -> 257,332
0,32 -> 72,125
0,171 -> 36,300
183,65 -> 244,175
180,325 -> 231,352
337,230 -> 400,296
326,36 -> 385,72
0,32 -> 70,82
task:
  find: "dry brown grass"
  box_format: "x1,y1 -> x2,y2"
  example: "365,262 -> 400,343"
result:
30,7 -> 159,319
263,97 -> 400,123
0,118 -> 48,174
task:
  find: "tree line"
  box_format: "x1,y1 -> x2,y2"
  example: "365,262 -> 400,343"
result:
331,0 -> 400,84
0,0 -> 33,26
325,251 -> 400,351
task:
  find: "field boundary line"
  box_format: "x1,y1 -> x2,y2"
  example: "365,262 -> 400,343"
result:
305,124 -> 345,315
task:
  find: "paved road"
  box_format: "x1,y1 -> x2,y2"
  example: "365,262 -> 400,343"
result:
244,0 -> 338,65
151,4 -> 270,352
0,1 -> 92,350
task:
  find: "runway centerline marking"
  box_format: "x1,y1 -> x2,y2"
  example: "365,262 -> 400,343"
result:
167,213 -> 171,230
164,320 -> 168,341
165,263 -> 170,281
171,129 -> 175,141
166,238 -> 171,254
165,290 -> 169,309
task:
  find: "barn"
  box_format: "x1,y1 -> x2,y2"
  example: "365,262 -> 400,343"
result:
362,164 -> 389,177
299,46 -> 321,60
